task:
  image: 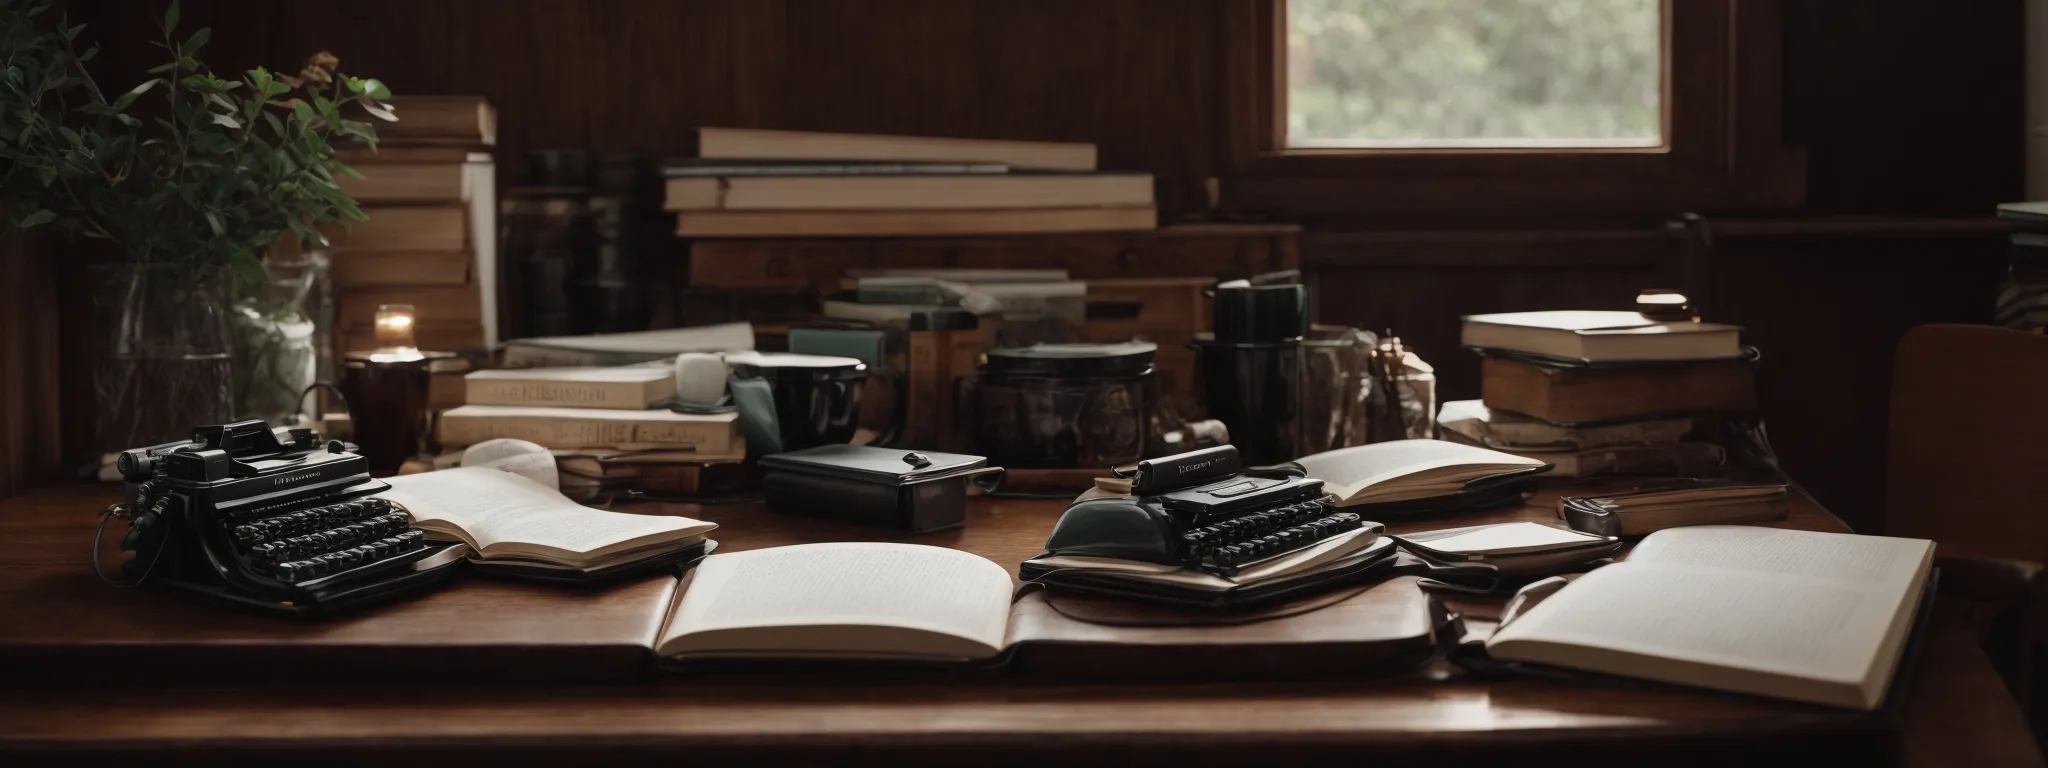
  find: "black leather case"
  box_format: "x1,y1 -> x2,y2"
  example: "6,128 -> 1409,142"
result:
760,445 -> 1003,533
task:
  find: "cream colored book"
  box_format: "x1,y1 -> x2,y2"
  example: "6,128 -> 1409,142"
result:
670,206 -> 1157,238
465,366 -> 677,410
437,405 -> 739,453
336,162 -> 466,202
656,543 -> 1016,661
1460,310 -> 1743,363
1294,439 -> 1550,506
328,205 -> 467,251
1436,400 -> 1694,451
378,467 -> 715,571
1486,526 -> 1935,710
695,127 -> 1096,171
664,173 -> 1153,212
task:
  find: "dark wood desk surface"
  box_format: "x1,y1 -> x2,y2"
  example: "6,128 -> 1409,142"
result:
0,483 -> 2039,766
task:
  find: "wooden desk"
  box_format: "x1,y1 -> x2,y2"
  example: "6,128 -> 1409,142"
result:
0,483 -> 2038,766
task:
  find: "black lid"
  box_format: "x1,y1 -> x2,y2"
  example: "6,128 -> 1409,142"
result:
759,444 -> 989,487
984,341 -> 1156,379
1212,282 -> 1309,342
909,308 -> 978,332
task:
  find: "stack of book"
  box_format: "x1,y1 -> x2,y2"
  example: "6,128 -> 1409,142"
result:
662,128 -> 1157,237
330,96 -> 499,359
1452,309 -> 1787,532
1995,201 -> 2048,332
435,365 -> 745,500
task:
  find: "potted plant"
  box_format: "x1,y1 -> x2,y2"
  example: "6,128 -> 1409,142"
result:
0,0 -> 395,450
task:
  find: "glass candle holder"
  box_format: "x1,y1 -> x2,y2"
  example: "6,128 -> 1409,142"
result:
340,304 -> 449,475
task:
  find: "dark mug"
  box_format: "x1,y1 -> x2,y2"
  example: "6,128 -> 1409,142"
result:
337,353 -> 438,475
728,352 -> 868,455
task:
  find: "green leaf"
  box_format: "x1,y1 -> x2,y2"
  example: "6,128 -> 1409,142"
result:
163,0 -> 179,33
344,77 -> 364,94
36,167 -> 55,187
209,112 -> 239,129
147,62 -> 176,75
112,79 -> 159,111
16,209 -> 56,229
204,210 -> 224,235
114,114 -> 140,128
361,78 -> 390,101
183,27 -> 209,55
66,23 -> 84,40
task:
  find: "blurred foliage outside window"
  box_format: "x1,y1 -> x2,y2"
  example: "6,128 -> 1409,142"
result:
1288,0 -> 1662,148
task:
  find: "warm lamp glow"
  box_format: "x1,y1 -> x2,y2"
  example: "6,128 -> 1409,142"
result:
372,304 -> 423,361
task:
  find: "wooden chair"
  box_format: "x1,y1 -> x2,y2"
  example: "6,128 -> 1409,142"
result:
1885,323 -> 2048,727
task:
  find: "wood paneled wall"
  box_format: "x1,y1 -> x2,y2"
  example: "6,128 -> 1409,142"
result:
5,0 -> 2020,531
0,233 -> 65,496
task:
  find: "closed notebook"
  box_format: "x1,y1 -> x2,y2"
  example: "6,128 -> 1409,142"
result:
465,365 -> 678,410
1486,526 -> 1935,710
1559,480 -> 1790,537
1437,400 -> 1695,451
1392,522 -> 1621,575
1461,310 -> 1743,364
1293,439 -> 1551,507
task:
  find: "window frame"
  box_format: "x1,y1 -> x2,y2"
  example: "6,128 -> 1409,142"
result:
1222,0 -> 1804,224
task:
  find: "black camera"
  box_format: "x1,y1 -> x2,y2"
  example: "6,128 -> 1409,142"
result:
107,419 -> 463,615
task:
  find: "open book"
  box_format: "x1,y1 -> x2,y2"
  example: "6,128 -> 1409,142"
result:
656,538 -> 1397,662
1295,439 -> 1550,506
1485,526 -> 1935,709
379,467 -> 716,573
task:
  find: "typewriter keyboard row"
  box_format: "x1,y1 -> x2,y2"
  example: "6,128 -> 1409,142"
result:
230,499 -> 431,584
1184,501 -> 1364,577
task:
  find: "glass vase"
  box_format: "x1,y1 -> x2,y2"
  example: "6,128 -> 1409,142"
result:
99,265 -> 237,452
233,250 -> 332,426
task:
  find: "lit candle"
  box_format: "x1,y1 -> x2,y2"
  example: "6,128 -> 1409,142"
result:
371,304 -> 423,362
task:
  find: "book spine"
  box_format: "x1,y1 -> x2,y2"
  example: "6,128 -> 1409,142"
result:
439,414 -> 734,453
465,379 -> 646,409
500,347 -> 671,368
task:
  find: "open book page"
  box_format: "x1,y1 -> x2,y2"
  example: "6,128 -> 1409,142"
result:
1296,439 -> 1545,503
1626,526 -> 1930,584
657,543 -> 1015,661
379,467 -> 715,565
1488,528 -> 1934,709
1403,522 -> 1606,556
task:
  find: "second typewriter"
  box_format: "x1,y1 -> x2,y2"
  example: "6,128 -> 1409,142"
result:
104,419 -> 465,615
1020,445 -> 1396,609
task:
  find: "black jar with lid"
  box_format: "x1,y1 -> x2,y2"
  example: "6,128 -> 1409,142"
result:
969,342 -> 1156,468
1193,282 -> 1309,465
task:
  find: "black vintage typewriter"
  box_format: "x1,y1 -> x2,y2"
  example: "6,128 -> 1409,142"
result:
99,419 -> 464,615
1019,448 -> 1392,610
1035,445 -> 1362,575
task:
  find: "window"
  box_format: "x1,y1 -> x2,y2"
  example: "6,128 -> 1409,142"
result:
1224,0 -> 1800,220
1287,0 -> 1663,149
